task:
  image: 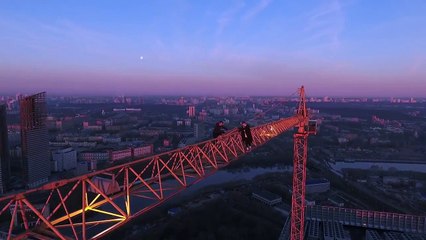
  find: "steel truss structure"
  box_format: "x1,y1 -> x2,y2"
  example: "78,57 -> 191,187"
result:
0,115 -> 301,239
290,86 -> 310,240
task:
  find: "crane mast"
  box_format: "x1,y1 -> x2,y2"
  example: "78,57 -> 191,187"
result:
290,86 -> 316,240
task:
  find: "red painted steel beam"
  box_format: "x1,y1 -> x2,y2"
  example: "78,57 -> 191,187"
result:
290,86 -> 309,240
0,115 -> 300,239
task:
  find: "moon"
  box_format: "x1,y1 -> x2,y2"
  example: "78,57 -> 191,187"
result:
140,56 -> 144,60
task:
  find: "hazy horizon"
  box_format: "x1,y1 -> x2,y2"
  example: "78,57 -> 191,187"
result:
0,90 -> 424,99
1,1 -> 425,97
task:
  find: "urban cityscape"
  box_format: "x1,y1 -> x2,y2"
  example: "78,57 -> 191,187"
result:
1,1 -> 426,240
0,92 -> 425,239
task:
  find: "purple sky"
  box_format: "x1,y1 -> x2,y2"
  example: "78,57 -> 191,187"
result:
1,0 -> 425,97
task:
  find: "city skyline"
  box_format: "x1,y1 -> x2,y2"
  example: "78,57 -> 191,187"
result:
1,0 -> 426,97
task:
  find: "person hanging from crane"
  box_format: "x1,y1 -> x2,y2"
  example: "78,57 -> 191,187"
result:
213,120 -> 227,138
239,121 -> 253,151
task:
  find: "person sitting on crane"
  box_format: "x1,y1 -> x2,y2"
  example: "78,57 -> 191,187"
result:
213,121 -> 227,138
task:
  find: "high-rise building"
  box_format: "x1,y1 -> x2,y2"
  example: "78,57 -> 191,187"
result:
198,109 -> 207,121
187,105 -> 196,117
0,104 -> 10,194
20,92 -> 50,188
193,123 -> 199,139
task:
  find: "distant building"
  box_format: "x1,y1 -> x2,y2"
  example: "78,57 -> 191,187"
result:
51,147 -> 77,172
306,178 -> 330,194
20,92 -> 50,188
187,105 -> 196,117
178,97 -> 185,105
102,137 -> 121,143
110,148 -> 132,162
252,190 -> 282,206
109,145 -> 154,162
79,151 -> 109,162
198,110 -> 207,121
163,139 -> 171,147
184,118 -> 191,127
132,145 -> 153,158
0,105 -> 10,194
112,108 -> 141,112
193,123 -> 199,139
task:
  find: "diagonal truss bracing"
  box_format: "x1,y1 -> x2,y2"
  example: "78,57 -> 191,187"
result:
0,116 -> 301,240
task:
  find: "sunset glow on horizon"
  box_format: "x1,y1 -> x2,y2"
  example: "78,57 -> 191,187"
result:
1,0 -> 425,97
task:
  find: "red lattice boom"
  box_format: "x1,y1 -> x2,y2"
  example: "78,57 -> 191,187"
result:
0,116 -> 301,240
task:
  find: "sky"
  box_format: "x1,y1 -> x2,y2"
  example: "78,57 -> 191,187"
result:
0,0 -> 425,97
